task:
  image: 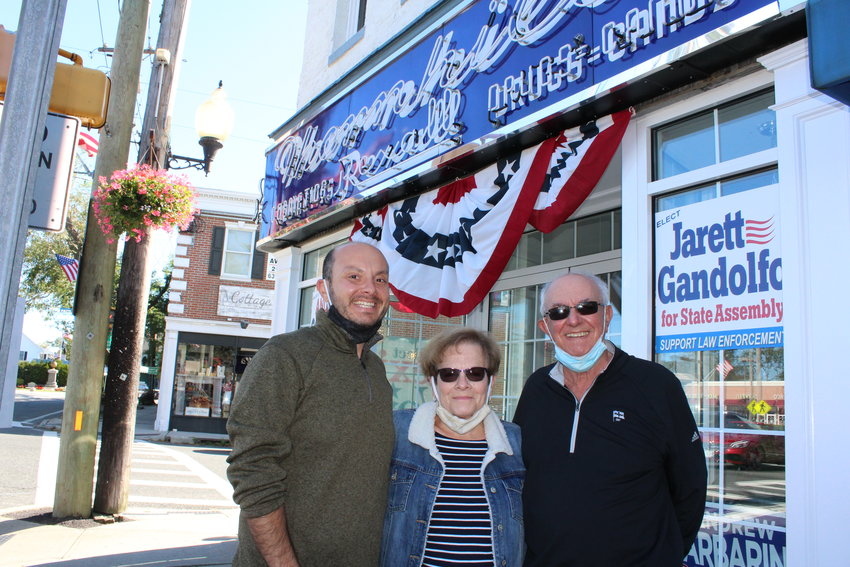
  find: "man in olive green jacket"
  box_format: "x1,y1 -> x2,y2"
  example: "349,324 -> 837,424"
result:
227,242 -> 394,567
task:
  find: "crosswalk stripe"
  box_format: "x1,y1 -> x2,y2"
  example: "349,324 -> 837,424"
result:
128,495 -> 235,507
132,458 -> 184,465
147,443 -> 235,501
34,432 -> 59,507
132,467 -> 198,476
130,479 -> 212,489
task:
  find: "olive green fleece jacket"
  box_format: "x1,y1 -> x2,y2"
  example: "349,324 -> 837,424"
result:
226,310 -> 394,567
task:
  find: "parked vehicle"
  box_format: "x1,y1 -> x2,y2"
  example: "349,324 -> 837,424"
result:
705,412 -> 785,470
138,382 -> 159,406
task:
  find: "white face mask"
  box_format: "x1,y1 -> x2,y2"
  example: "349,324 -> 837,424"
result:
431,379 -> 492,435
309,280 -> 333,325
544,309 -> 610,373
321,278 -> 333,308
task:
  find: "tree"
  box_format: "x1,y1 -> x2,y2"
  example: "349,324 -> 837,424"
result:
145,263 -> 171,368
20,184 -> 88,315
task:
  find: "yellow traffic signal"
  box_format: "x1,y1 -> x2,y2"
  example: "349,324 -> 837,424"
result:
0,26 -> 110,129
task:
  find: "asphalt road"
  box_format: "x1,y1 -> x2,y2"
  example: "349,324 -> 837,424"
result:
12,390 -> 64,424
1,390 -> 235,515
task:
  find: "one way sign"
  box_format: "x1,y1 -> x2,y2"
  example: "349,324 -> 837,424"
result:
0,102 -> 80,231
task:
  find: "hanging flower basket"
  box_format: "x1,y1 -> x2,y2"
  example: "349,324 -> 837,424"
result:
94,164 -> 196,243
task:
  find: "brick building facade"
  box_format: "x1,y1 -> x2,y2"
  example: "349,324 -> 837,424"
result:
154,188 -> 274,434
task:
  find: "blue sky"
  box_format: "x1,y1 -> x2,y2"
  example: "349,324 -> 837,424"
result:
1,0 -> 308,344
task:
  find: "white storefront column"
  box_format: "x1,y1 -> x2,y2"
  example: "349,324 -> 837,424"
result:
619,118 -> 653,359
154,326 -> 179,432
270,246 -> 302,335
760,40 -> 850,566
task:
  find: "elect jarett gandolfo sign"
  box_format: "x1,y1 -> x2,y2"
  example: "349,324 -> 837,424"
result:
654,185 -> 782,353
262,0 -> 776,241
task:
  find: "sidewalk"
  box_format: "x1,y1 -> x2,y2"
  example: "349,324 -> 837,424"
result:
0,390 -> 238,567
0,508 -> 238,566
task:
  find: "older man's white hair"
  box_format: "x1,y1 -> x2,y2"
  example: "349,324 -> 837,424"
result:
539,270 -> 610,317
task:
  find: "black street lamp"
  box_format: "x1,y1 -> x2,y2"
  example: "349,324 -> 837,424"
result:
167,81 -> 234,175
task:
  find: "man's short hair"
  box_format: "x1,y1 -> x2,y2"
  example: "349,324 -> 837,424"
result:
419,327 -> 501,380
321,246 -> 338,282
539,270 -> 610,316
321,242 -> 385,282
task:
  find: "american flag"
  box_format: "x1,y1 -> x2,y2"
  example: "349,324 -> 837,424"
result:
55,254 -> 79,282
77,131 -> 98,156
717,359 -> 734,377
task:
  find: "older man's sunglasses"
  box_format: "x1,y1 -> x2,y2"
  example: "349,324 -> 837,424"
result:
435,367 -> 489,382
544,301 -> 603,321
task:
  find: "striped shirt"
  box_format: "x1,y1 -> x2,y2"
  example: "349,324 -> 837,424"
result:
422,433 -> 494,566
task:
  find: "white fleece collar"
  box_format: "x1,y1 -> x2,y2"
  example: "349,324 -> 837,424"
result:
408,401 -> 514,461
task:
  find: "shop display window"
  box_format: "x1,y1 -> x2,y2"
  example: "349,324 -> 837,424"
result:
172,334 -> 263,423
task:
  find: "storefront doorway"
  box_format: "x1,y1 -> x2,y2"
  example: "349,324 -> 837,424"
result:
169,332 -> 267,434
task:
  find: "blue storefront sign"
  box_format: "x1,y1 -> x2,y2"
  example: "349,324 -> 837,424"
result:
262,0 -> 777,241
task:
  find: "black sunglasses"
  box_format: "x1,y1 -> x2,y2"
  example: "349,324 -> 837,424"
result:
435,367 -> 489,382
544,301 -> 603,321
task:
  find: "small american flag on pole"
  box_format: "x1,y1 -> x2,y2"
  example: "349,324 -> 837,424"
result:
717,359 -> 734,377
55,254 -> 80,282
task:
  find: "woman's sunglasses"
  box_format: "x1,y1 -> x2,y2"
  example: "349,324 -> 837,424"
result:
544,301 -> 603,321
435,367 -> 489,382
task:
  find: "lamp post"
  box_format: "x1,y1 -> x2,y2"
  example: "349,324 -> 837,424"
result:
167,81 -> 234,174
94,82 -> 232,515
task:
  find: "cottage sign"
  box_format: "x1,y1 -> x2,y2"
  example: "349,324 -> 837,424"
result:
217,285 -> 273,320
263,0 -> 774,239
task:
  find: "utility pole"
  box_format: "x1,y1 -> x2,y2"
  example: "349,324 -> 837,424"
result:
0,1 -> 66,437
53,0 -> 152,519
93,0 -> 192,515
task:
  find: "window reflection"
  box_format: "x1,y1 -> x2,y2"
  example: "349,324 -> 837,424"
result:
653,89 -> 776,181
376,308 -> 466,410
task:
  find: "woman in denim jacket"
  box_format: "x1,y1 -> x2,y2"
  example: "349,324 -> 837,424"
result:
381,328 -> 525,567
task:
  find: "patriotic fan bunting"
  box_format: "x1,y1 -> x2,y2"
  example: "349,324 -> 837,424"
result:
351,110 -> 631,318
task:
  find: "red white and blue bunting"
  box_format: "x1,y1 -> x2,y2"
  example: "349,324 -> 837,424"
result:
350,110 -> 631,318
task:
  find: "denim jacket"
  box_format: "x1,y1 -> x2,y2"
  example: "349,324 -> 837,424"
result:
380,402 -> 525,567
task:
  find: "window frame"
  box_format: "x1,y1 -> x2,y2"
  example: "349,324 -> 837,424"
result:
626,68 -> 787,561
218,223 -> 263,282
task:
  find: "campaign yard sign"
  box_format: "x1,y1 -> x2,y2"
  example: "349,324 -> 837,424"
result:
655,186 -> 782,354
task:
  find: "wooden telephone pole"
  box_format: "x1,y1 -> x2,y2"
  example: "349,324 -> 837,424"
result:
93,0 -> 192,515
53,0 -> 152,518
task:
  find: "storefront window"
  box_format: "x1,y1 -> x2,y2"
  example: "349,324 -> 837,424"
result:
298,241 -> 346,326
653,89 -> 776,180
303,241 -> 338,280
171,332 -> 265,433
653,138 -> 785,565
507,210 -> 621,270
378,309 -> 466,410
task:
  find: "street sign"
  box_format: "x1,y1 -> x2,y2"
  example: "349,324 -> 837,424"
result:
0,102 -> 80,231
747,400 -> 773,416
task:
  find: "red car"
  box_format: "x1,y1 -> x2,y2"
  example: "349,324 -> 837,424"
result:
705,412 -> 784,470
